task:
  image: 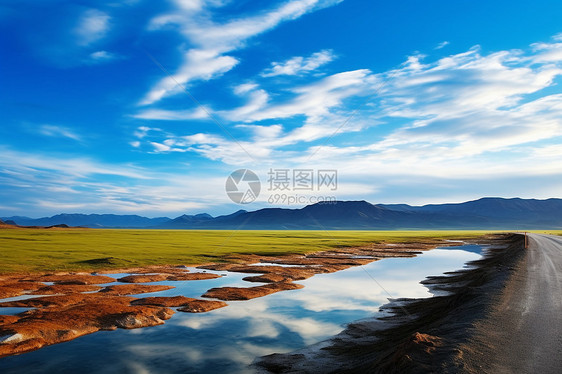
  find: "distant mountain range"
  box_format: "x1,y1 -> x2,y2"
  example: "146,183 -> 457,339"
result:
0,214 -> 170,228
3,198 -> 562,229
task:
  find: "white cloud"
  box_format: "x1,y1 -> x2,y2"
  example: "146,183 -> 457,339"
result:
223,87 -> 270,121
75,9 -> 110,46
133,68 -> 379,164
236,124 -> 284,139
133,126 -> 161,138
435,41 -> 450,50
0,147 -> 230,216
132,35 -> 562,192
532,143 -> 562,158
225,69 -> 376,123
139,50 -> 239,105
370,44 -> 562,159
0,147 -> 147,180
150,142 -> 171,152
531,39 -> 562,63
140,0 -> 343,105
233,82 -> 259,95
174,0 -> 205,12
88,50 -> 117,63
132,107 -> 208,121
38,125 -> 82,141
261,49 -> 336,77
134,67 -> 376,159
149,141 -> 187,153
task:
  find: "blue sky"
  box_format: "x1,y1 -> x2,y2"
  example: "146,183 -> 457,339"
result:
1,0 -> 562,217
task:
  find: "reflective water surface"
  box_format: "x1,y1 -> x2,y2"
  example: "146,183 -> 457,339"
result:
0,246 -> 481,373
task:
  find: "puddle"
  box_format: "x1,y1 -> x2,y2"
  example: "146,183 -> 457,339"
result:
0,307 -> 34,316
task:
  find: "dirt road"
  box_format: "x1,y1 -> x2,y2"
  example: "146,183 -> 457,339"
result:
465,233 -> 562,373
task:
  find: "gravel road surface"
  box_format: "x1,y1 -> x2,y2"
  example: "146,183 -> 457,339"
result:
466,233 -> 562,373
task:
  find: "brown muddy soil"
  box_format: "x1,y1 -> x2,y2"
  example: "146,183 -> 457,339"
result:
0,296 -> 173,357
167,273 -> 222,281
99,284 -> 175,296
30,284 -> 103,295
203,282 -> 305,301
27,274 -> 116,285
131,296 -> 228,312
0,282 -> 46,299
118,274 -> 171,283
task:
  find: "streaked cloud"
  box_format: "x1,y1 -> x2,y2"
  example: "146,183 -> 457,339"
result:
230,69 -> 375,122
0,147 -> 226,215
140,0 -> 343,105
38,125 -> 82,141
88,50 -> 117,63
133,107 -> 208,121
133,36 -> 562,190
261,49 -> 336,77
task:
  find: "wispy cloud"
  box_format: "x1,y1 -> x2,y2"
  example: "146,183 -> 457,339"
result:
135,68 -> 378,164
140,50 -> 238,106
371,45 -> 562,158
0,147 -> 227,216
138,68 -> 375,123
133,35 -> 562,188
38,125 -> 82,141
0,147 -> 147,180
132,107 -> 208,121
133,126 -> 161,139
75,9 -> 110,46
435,41 -> 449,50
140,0 -> 343,105
261,49 -> 336,77
226,69 -> 375,122
88,50 -> 117,63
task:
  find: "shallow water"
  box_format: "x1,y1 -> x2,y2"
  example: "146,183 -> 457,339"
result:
0,307 -> 33,316
442,243 -> 485,255
0,246 -> 481,374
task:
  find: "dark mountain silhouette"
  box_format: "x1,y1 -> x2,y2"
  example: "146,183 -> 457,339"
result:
376,197 -> 562,228
162,213 -> 213,228
0,214 -> 170,228
156,198 -> 562,229
2,198 -> 561,229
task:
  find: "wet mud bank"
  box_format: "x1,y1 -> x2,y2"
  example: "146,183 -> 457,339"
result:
255,233 -> 525,373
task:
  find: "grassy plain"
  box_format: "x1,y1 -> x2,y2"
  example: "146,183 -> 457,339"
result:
0,228 -> 499,274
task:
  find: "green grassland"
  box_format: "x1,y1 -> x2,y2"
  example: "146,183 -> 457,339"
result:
0,228 -> 501,274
